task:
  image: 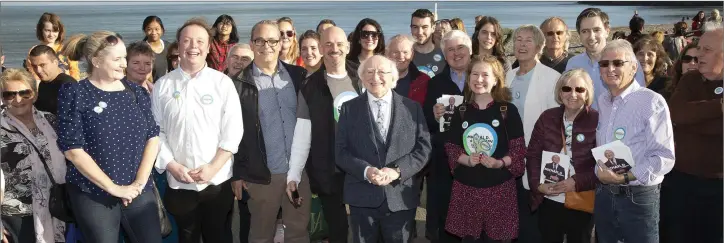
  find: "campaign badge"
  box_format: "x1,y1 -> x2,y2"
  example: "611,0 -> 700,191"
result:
433,54 -> 442,62
715,87 -> 723,95
462,121 -> 469,129
333,91 -> 359,122
614,127 -> 626,140
201,94 -> 213,105
491,119 -> 500,127
462,123 -> 498,156
565,124 -> 573,136
576,134 -> 585,142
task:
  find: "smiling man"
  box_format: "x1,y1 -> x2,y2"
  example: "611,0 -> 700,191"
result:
28,44 -> 76,115
230,19 -> 310,243
224,43 -> 254,77
152,17 -> 243,243
594,39 -> 675,243
387,34 -> 430,104
411,9 -> 446,78
565,8 -> 645,110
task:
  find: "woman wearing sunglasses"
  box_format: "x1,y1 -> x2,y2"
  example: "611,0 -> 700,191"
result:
141,16 -> 169,81
57,31 -> 162,243
277,17 -> 303,66
0,68 -> 67,243
633,36 -> 673,98
526,69 -> 598,243
207,15 -> 239,72
348,18 -> 386,66
166,41 -> 179,72
664,42 -> 699,97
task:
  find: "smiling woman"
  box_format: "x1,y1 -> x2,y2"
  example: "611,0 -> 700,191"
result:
207,15 -> 239,71
24,12 -> 81,81
141,16 -> 169,81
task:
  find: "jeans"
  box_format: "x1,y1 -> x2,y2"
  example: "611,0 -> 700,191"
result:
67,184 -> 162,243
594,184 -> 661,243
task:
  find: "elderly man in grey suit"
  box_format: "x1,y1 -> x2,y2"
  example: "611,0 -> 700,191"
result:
335,55 -> 432,243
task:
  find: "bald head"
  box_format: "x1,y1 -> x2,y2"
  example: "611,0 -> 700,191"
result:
698,25 -> 723,80
321,26 -> 350,68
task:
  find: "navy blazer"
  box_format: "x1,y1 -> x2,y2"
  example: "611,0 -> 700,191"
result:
335,91 -> 431,212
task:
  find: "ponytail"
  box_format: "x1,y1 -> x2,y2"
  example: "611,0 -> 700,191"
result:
62,34 -> 88,62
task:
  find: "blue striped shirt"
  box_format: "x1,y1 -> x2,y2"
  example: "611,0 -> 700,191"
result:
566,52 -> 646,111
596,81 -> 675,186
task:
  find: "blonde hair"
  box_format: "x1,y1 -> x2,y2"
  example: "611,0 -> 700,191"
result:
61,30 -> 119,75
554,68 -> 594,106
0,68 -> 38,95
464,54 -> 511,103
277,17 -> 300,63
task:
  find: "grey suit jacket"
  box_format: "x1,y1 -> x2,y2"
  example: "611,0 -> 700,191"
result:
335,91 -> 431,212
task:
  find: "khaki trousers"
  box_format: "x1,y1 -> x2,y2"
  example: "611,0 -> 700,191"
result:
247,172 -> 312,243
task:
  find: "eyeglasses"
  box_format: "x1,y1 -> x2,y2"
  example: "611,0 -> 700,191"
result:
363,69 -> 391,77
361,30 -> 380,39
2,89 -> 33,100
253,38 -> 280,47
598,60 -> 630,68
280,30 -> 294,38
546,31 -> 565,36
93,35 -> 120,57
561,86 -> 587,93
681,55 -> 698,63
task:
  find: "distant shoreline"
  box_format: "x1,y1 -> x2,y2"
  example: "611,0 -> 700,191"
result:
577,1 -> 722,7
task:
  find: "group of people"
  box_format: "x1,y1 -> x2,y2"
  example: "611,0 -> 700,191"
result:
0,5 -> 722,243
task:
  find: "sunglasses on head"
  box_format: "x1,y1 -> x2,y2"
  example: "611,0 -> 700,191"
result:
681,55 -> 698,63
280,30 -> 294,38
361,30 -> 380,39
598,59 -> 629,68
2,89 -> 33,100
93,35 -> 121,57
561,86 -> 587,93
546,31 -> 565,36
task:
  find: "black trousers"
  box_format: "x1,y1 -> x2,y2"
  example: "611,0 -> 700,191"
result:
426,134 -> 456,243
515,178 -> 542,243
318,173 -> 349,243
164,180 -> 234,243
349,202 -> 416,243
1,215 -> 35,243
537,199 -> 593,243
660,169 -> 723,243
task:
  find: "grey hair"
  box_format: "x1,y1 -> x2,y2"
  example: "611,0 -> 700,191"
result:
554,68 -> 595,106
602,39 -> 637,64
512,24 -> 546,59
0,68 -> 38,95
540,17 -> 570,51
440,30 -> 472,58
357,55 -> 400,89
703,21 -> 723,33
228,43 -> 253,56
386,34 -> 415,55
250,20 -> 279,41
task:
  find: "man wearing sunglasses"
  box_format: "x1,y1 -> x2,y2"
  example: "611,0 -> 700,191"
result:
593,39 -> 675,243
411,9 -> 446,78
230,20 -> 310,243
565,8 -> 645,110
27,45 -> 76,115
664,24 -> 723,243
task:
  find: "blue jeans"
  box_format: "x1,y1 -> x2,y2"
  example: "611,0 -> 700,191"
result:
594,184 -> 661,243
67,184 -> 162,243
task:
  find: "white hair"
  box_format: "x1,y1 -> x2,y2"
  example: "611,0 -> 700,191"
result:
703,21 -> 723,33
602,39 -> 637,63
440,30 -> 472,58
357,55 -> 400,89
228,43 -> 252,56
386,34 -> 416,52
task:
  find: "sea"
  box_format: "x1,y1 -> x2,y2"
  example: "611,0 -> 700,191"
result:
1,1 -> 721,68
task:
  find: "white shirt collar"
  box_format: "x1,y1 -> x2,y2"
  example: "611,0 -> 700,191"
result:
367,90 -> 393,104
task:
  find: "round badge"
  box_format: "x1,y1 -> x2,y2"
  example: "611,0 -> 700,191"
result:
462,123 -> 498,156
93,106 -> 103,114
576,134 -> 585,142
565,125 -> 573,136
715,87 -> 723,95
462,121 -> 469,129
173,91 -> 181,99
491,119 -> 500,127
432,65 -> 439,72
614,128 -> 626,140
515,91 -> 521,99
333,91 -> 359,122
98,101 -> 107,109
433,54 -> 442,62
200,94 -> 213,105
417,65 -> 435,78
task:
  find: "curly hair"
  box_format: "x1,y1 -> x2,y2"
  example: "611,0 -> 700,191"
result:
633,36 -> 672,84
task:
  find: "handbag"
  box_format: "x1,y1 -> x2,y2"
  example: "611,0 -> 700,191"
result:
152,179 -> 173,238
560,121 -> 595,213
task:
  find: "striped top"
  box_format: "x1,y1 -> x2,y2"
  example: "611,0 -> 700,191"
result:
596,80 -> 675,186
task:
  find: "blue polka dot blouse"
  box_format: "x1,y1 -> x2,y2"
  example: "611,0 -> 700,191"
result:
56,79 -> 160,198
